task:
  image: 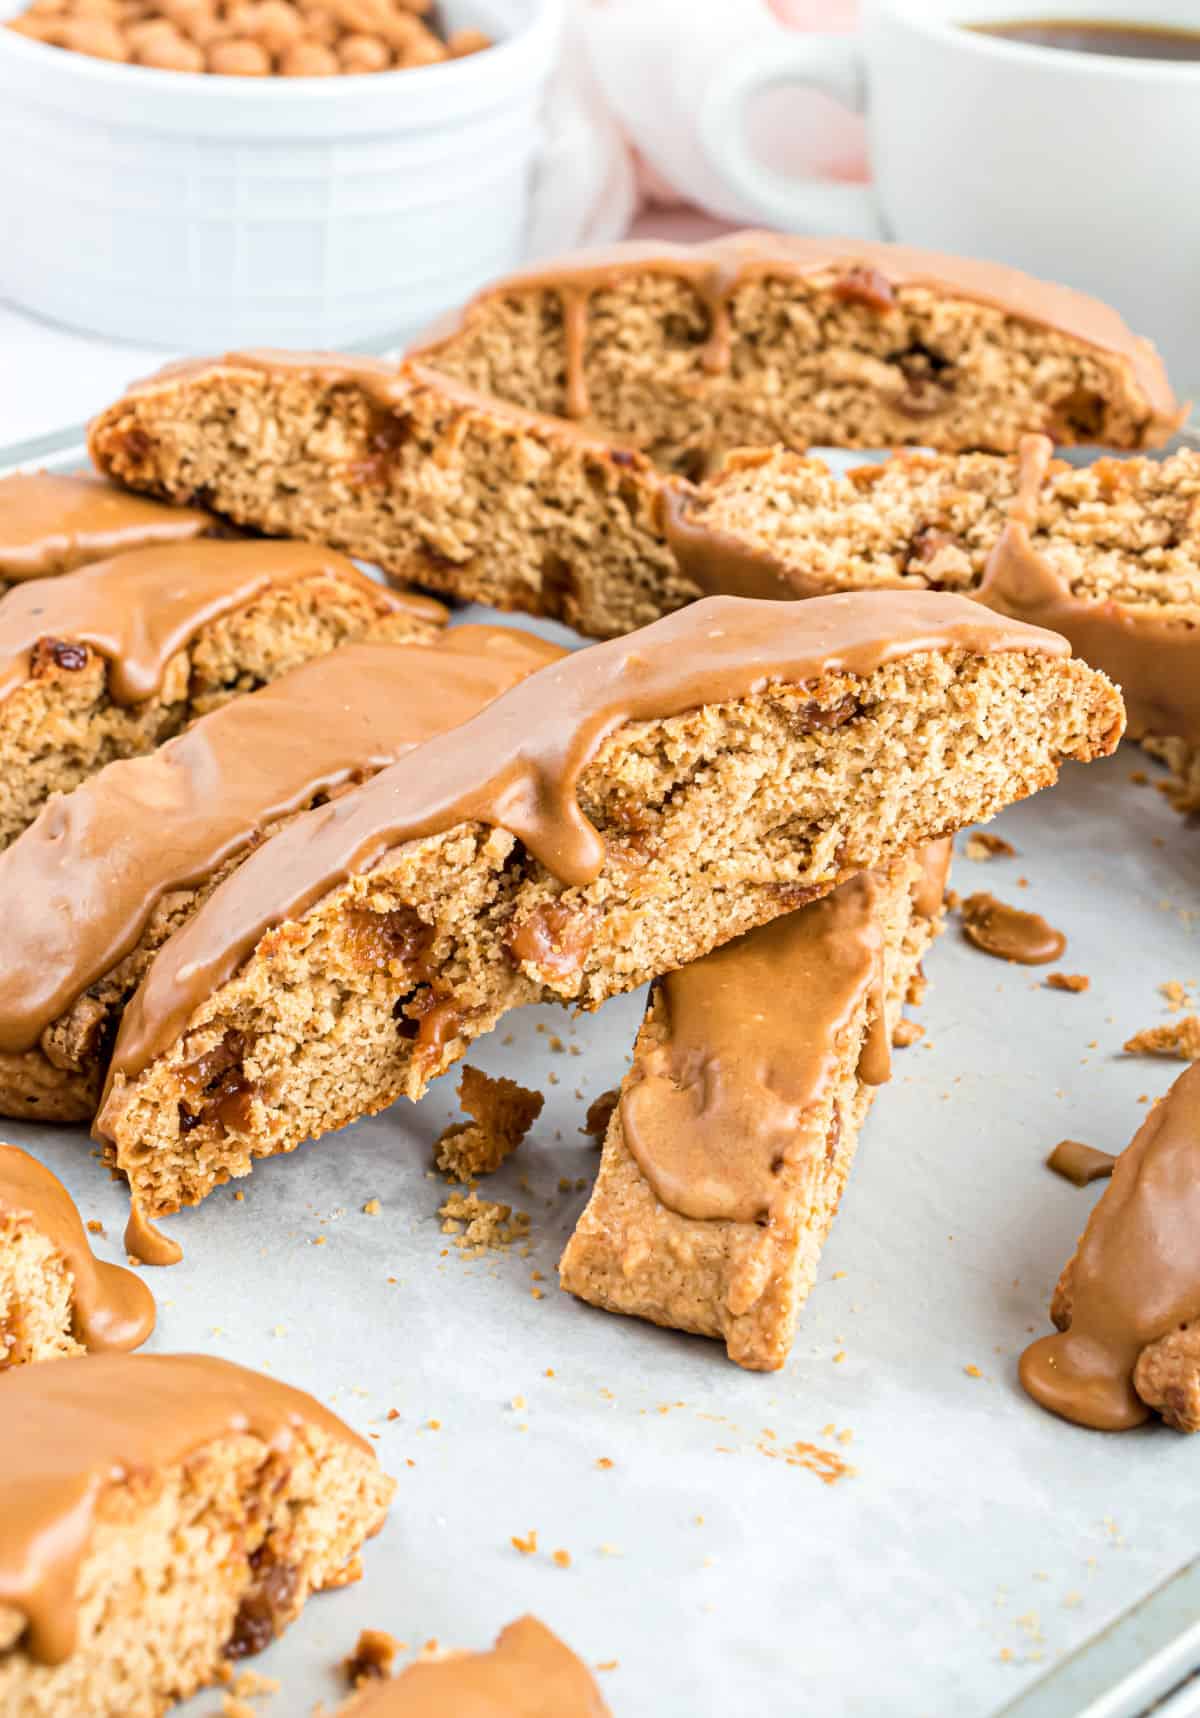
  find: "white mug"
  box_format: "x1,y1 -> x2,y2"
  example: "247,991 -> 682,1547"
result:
700,0 -> 1200,391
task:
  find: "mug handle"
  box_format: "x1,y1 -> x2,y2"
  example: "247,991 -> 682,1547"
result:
699,33 -> 880,237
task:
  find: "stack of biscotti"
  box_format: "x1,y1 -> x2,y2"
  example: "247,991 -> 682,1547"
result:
0,623 -> 559,1124
409,232 -> 1179,469
0,536 -> 445,847
0,1352 -> 393,1717
87,590 -> 1121,1249
0,1143 -> 154,1365
337,1616 -> 609,1715
560,847 -> 947,1371
0,470 -> 218,589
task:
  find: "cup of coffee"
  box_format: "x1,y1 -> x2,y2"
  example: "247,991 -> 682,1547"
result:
700,1 -> 1200,389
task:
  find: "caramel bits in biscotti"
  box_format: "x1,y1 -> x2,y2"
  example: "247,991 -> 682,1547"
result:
4,0 -> 491,72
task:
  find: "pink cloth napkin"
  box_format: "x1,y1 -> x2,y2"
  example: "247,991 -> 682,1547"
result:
528,0 -> 867,258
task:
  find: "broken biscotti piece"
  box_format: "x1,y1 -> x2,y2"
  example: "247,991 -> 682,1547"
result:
559,848 -> 945,1370
0,1143 -> 154,1365
0,537 -> 445,849
89,350 -> 689,639
337,1616 -> 609,1716
0,623 -> 560,1127
1021,1062 -> 1200,1432
94,591 -> 1123,1240
411,230 -> 1180,470
0,470 -> 216,589
0,1352 -> 394,1717
434,1064 -> 545,1181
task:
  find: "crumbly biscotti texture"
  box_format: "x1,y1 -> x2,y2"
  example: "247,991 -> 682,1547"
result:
0,1212 -> 83,1366
1051,1255 -> 1200,1434
691,445 -> 1200,612
558,858 -> 936,1370
416,255 -> 1175,472
98,648 -> 1120,1222
88,358 -> 691,639
0,1423 -> 393,1718
0,574 -> 435,850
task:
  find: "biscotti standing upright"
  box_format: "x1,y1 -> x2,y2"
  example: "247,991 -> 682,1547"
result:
89,351 -> 688,639
337,1615 -> 609,1716
0,1143 -> 154,1366
0,537 -> 445,848
94,591 -> 1123,1249
410,231 -> 1181,470
0,470 -> 215,589
0,1352 -> 394,1717
560,849 -> 946,1371
1021,1062 -> 1200,1433
0,623 -> 562,1126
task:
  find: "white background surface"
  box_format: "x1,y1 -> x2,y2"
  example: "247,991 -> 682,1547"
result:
2,592 -> 1197,1716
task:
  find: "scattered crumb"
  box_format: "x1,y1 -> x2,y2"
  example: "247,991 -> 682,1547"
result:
1124,1016 -> 1200,1060
437,1192 -> 531,1257
86,1219 -> 104,1235
892,1018 -> 924,1048
234,1191 -> 245,1202
596,1457 -> 613,1470
832,1351 -> 846,1364
552,1549 -> 572,1569
1046,973 -> 1089,993
1129,770 -> 1149,785
756,1436 -> 855,1485
548,1034 -> 565,1052
386,1409 -> 399,1422
964,832 -> 1016,861
581,1089 -> 620,1140
511,1529 -> 538,1555
343,1628 -> 399,1687
221,1698 -> 256,1718
426,1419 -> 440,1431
511,1394 -> 526,1411
964,1365 -> 983,1379
435,1065 -> 544,1181
362,1198 -> 381,1216
313,1235 -> 326,1247
1161,981 -> 1193,1014
596,1660 -> 619,1672
231,1672 -> 278,1700
906,967 -> 928,1007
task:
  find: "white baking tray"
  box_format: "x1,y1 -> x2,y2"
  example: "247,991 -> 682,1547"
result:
2,438 -> 1198,1718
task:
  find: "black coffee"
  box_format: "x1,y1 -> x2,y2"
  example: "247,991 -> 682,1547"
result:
970,20 -> 1200,60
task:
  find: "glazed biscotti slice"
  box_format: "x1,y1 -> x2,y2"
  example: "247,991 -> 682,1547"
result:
683,436 -> 1200,803
338,1616 -> 609,1716
410,231 -> 1180,470
0,1352 -> 394,1717
0,470 -> 216,589
0,623 -> 561,1126
89,351 -> 687,639
1021,1062 -> 1200,1434
0,1143 -> 154,1366
559,848 -> 945,1371
0,537 -> 444,847
94,591 -> 1122,1245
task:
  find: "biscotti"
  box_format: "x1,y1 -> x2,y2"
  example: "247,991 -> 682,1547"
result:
1021,1062 -> 1200,1433
410,231 -> 1180,470
0,537 -> 444,848
337,1616 -> 609,1715
0,470 -> 215,589
0,1143 -> 154,1365
0,1352 -> 394,1717
89,351 -> 687,639
94,591 -> 1122,1248
0,623 -> 560,1124
560,849 -> 944,1370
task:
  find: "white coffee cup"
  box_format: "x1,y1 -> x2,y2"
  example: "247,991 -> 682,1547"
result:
700,0 -> 1200,391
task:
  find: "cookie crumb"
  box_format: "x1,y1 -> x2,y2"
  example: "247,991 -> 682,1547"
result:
362,1197 -> 381,1216
964,1364 -> 983,1379
1124,1016 -> 1200,1060
1046,972 -> 1089,993
552,1548 -> 571,1569
892,1018 -> 924,1047
438,1191 -> 531,1256
343,1628 -> 400,1687
435,1065 -> 544,1181
581,1088 -> 620,1140
86,1219 -> 104,1235
511,1529 -> 538,1555
964,832 -> 1016,861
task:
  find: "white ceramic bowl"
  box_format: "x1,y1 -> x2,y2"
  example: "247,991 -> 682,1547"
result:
0,0 -> 561,348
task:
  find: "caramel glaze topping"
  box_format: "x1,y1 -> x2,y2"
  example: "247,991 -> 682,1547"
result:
1021,1063 -> 1200,1430
0,472 -> 214,581
960,892 -> 1067,965
409,231 -> 1180,437
914,836 -> 953,920
620,870 -> 891,1225
0,625 -> 560,1058
1047,1140 -> 1116,1188
0,1351 -> 374,1665
100,591 -> 1071,1100
345,1615 -> 609,1717
0,538 -> 444,710
0,1144 -> 154,1361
